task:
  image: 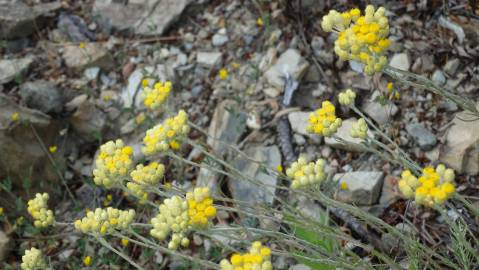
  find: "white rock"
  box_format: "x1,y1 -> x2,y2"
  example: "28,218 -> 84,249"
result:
196,51 -> 222,67
361,92 -> 399,125
432,70 -> 446,86
389,53 -> 410,71
264,49 -> 310,90
288,111 -> 312,136
440,110 -> 479,175
334,171 -> 384,205
63,43 -> 113,71
212,28 -> 229,47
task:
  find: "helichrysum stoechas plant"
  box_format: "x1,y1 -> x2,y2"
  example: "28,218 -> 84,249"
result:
141,81 -> 172,110
186,187 -> 217,227
127,162 -> 165,202
350,118 -> 368,139
150,195 -> 190,250
398,164 -> 456,207
74,207 -> 135,235
27,193 -> 54,228
142,110 -> 190,155
338,88 -> 356,106
286,156 -> 327,189
307,101 -> 342,137
322,5 -> 390,75
219,241 -> 273,270
21,247 -> 46,270
93,139 -> 134,189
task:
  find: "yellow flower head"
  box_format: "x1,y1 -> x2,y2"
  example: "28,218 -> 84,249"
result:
11,112 -> 19,121
142,110 -> 190,155
306,101 -> 342,137
218,68 -> 229,80
135,112 -> 146,125
220,241 -> 273,270
338,89 -> 356,106
93,139 -> 134,189
257,17 -> 264,27
322,6 -> 390,75
286,155 -> 327,189
27,193 -> 54,228
399,164 -> 456,207
142,81 -> 172,110
74,207 -> 135,235
79,42 -> 86,49
127,162 -> 165,202
21,247 -> 46,270
0,207 -> 3,215
83,255 -> 92,266
150,195 -> 190,250
48,145 -> 57,153
186,187 -> 216,227
350,118 -> 368,139
121,238 -> 129,247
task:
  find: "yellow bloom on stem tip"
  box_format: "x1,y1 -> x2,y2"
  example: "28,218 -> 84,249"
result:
27,193 -> 54,228
121,238 -> 129,247
21,248 -> 46,270
83,256 -> 92,266
93,139 -> 134,189
340,182 -> 349,190
74,207 -> 135,235
338,89 -> 356,106
220,241 -> 273,270
141,81 -> 172,110
142,110 -> 189,155
276,165 -> 283,173
306,101 -> 342,137
218,68 -> 228,80
127,162 -> 165,202
11,112 -> 19,121
387,82 -> 393,91
0,207 -> 3,215
187,187 -> 217,227
398,164 -> 456,207
48,145 -> 57,153
257,17 -> 264,26
322,5 -> 390,75
286,155 -> 327,189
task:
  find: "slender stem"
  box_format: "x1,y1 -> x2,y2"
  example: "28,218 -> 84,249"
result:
96,235 -> 146,270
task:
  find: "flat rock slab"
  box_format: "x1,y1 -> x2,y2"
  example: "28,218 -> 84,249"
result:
93,0 -> 192,36
63,43 -> 114,71
440,109 -> 479,175
19,80 -> 63,113
229,146 -> 281,205
0,2 -> 61,39
0,57 -> 33,84
334,171 -> 384,205
0,93 -> 60,186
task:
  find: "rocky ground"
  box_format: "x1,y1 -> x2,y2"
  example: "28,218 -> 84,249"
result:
0,0 -> 478,269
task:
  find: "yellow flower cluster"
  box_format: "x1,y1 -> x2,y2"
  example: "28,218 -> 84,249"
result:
338,89 -> 356,106
21,247 -> 46,270
93,139 -> 134,189
307,101 -> 342,137
27,193 -> 54,228
127,162 -> 165,201
350,118 -> 368,139
321,6 -> 390,75
398,164 -> 455,207
150,187 -> 216,250
186,187 -> 217,227
74,207 -> 135,235
142,81 -> 172,110
220,241 -> 273,270
142,110 -> 190,155
150,195 -> 190,250
286,156 -> 327,189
